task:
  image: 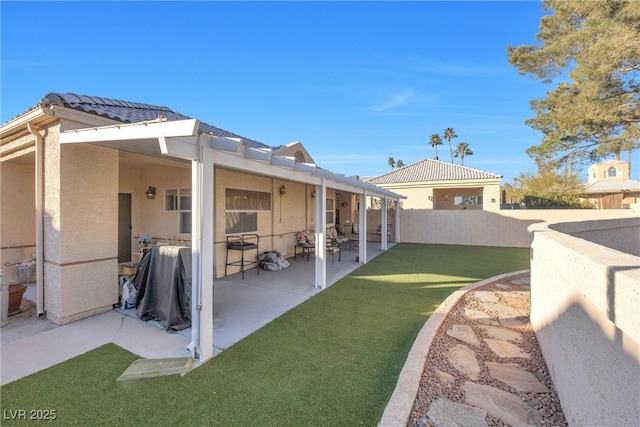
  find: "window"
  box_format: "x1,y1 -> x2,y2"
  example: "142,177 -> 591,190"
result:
607,167 -> 617,178
165,188 -> 191,234
326,198 -> 334,224
454,195 -> 483,206
225,189 -> 271,234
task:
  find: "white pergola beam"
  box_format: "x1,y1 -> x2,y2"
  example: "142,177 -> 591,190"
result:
159,136 -> 199,160
211,149 -> 322,185
270,155 -> 295,168
244,147 -> 272,161
60,119 -> 199,144
293,162 -> 317,174
210,136 -> 242,152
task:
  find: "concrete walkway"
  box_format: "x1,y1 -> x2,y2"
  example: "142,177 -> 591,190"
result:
380,271 -> 567,427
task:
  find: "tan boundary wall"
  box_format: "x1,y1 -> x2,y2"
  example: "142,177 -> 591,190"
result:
399,209 -> 638,248
528,218 -> 640,426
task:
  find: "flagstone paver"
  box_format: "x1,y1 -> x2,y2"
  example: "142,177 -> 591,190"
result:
499,317 -> 526,329
475,300 -> 524,319
463,381 -> 543,427
436,369 -> 455,385
485,338 -> 530,358
457,306 -> 499,326
477,324 -> 523,343
485,362 -> 550,393
446,324 -> 480,347
426,397 -> 489,427
447,344 -> 481,380
473,291 -> 499,304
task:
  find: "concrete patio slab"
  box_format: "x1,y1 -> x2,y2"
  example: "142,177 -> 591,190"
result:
1,242 -> 390,386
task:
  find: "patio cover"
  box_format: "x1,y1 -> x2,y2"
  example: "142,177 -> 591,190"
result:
59,118 -> 406,362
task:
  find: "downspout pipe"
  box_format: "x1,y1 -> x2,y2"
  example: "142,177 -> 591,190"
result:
27,123 -> 45,317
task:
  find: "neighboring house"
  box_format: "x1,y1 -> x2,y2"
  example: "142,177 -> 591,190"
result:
580,160 -> 640,209
365,158 -> 503,211
0,92 -> 403,361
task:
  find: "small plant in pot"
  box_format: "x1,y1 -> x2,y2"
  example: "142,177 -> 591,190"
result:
296,231 -> 307,245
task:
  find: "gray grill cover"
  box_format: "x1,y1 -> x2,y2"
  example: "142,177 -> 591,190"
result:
134,246 -> 192,331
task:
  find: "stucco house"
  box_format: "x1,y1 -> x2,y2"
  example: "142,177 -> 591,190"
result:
0,92 -> 404,361
579,160 -> 640,209
365,158 -> 502,211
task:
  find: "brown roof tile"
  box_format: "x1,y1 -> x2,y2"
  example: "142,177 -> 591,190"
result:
38,92 -> 269,149
366,158 -> 502,184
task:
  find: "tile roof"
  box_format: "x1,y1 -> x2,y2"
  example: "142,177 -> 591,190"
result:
581,179 -> 640,193
366,158 -> 502,185
38,92 -> 269,149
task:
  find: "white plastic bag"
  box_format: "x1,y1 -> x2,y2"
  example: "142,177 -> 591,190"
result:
121,278 -> 137,309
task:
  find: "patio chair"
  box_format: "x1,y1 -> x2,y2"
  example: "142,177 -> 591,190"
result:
349,223 -> 360,249
376,224 -> 392,241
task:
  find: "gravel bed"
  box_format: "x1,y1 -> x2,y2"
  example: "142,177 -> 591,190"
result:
409,274 -> 568,427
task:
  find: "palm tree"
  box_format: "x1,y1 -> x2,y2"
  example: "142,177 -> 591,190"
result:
429,133 -> 443,160
453,142 -> 473,166
387,157 -> 396,169
396,159 -> 405,168
443,127 -> 457,163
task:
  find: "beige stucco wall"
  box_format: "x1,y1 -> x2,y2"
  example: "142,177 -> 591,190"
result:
550,217 -> 640,256
44,122 -> 119,324
400,208 -> 638,248
1,161 -> 36,277
213,168 -> 329,277
529,220 -> 639,426
375,181 -> 501,211
116,162 -> 339,278
137,162 -> 191,242
588,160 -> 630,182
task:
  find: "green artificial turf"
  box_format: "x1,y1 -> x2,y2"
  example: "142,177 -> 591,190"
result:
1,243 -> 528,426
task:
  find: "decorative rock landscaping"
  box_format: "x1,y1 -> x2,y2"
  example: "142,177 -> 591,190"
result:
409,273 -> 568,427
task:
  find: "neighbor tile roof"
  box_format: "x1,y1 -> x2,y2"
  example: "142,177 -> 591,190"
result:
38,92 -> 269,149
581,179 -> 640,193
366,158 -> 502,184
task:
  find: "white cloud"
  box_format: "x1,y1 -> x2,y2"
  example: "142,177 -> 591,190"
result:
369,90 -> 414,112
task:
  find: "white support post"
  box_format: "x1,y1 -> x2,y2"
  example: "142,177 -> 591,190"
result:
394,200 -> 401,243
359,191 -> 367,264
381,197 -> 388,251
189,145 -> 215,362
314,179 -> 327,289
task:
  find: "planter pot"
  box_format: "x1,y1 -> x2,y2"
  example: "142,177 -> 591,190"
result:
8,284 -> 27,316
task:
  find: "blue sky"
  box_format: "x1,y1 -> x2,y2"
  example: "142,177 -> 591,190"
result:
4,1 -> 629,183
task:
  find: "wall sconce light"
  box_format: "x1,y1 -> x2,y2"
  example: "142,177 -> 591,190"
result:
279,185 -> 287,195
491,198 -> 496,203
311,190 -> 316,199
428,196 -> 433,201
443,194 -> 448,201
145,186 -> 156,199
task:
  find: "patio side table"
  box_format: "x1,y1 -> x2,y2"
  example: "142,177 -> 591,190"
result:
294,243 -> 315,261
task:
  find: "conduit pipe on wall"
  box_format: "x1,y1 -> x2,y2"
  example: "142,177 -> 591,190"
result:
27,122 -> 45,317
